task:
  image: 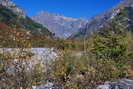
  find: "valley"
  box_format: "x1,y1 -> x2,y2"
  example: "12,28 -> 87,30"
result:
0,0 -> 133,89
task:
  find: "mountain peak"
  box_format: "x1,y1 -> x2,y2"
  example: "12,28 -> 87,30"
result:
116,0 -> 133,8
36,11 -> 61,17
0,0 -> 25,18
32,11 -> 88,38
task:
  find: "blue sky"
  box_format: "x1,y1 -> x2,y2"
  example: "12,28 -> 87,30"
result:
12,0 -> 121,18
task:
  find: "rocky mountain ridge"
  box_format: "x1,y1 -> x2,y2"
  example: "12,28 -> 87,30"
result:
70,0 -> 133,40
0,0 -> 25,18
32,11 -> 88,39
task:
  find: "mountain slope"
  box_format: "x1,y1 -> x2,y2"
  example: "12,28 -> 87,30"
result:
0,1 -> 53,37
32,11 -> 88,38
70,0 -> 133,40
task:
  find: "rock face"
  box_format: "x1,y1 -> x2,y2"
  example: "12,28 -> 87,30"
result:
97,78 -> 133,89
35,82 -> 54,89
32,11 -> 88,39
0,0 -> 25,18
70,0 -> 133,40
0,48 -> 58,61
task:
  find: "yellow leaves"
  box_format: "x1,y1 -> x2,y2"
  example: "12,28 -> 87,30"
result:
13,87 -> 28,89
58,50 -> 65,57
18,55 -> 29,60
12,87 -> 23,89
26,88 -> 30,89
60,71 -> 65,76
10,50 -> 18,57
0,48 -> 46,89
32,82 -> 37,86
27,43 -> 32,48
